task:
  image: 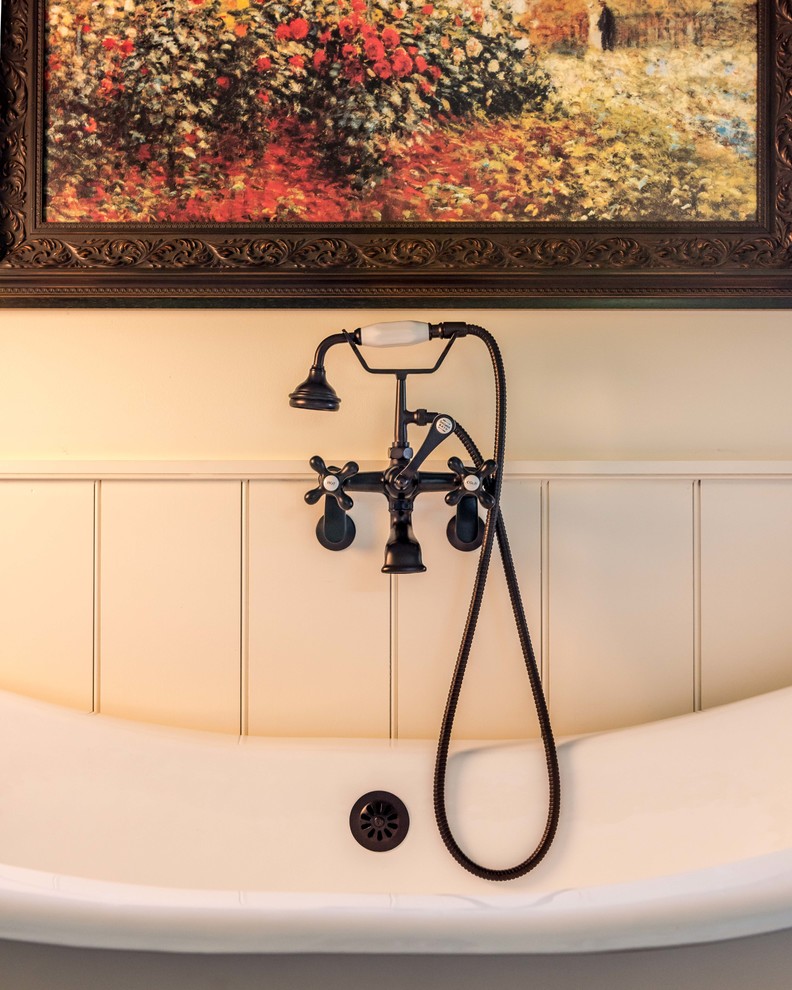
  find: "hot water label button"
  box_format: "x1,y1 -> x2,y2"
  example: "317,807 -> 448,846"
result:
322,475 -> 340,492
463,475 -> 481,492
436,417 -> 454,435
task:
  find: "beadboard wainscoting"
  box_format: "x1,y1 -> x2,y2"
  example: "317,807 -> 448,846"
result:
1,461 -> 791,739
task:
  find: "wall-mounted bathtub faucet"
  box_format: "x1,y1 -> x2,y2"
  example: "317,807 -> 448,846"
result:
290,321 -> 560,882
290,321 -> 493,572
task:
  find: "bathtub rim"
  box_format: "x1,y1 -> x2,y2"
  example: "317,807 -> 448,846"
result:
1,847 -> 792,955
1,685 -> 792,955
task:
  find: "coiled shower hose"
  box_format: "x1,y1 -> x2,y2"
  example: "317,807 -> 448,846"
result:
433,325 -> 561,881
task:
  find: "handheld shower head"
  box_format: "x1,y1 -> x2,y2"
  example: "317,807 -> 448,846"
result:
288,322 -> 470,411
288,366 -> 340,412
288,332 -> 349,412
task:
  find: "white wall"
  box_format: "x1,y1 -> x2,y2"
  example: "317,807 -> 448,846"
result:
2,309 -> 792,737
3,308 -> 792,461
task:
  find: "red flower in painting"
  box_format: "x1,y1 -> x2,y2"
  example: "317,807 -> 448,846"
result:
102,37 -> 117,50
256,56 -> 272,71
380,26 -> 400,49
85,117 -> 98,133
364,36 -> 385,61
338,16 -> 360,40
372,59 -> 392,79
289,17 -> 310,39
421,4 -> 434,13
390,47 -> 413,77
351,0 -> 366,11
275,23 -> 292,40
216,75 -> 231,89
120,38 -> 134,55
289,54 -> 305,69
428,64 -> 441,79
313,49 -> 328,69
341,43 -> 357,58
414,54 -> 427,72
81,22 -> 91,33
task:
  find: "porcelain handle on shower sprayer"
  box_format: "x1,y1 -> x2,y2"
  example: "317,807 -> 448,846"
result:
356,321 -> 431,347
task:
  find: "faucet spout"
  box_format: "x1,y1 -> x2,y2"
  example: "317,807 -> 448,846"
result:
382,506 -> 426,574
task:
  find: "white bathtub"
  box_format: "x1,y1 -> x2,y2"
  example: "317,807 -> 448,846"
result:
1,686 -> 791,955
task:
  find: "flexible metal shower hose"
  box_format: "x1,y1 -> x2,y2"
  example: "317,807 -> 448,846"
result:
433,325 -> 561,881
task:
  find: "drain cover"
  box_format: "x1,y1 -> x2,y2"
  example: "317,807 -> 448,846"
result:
350,791 -> 409,852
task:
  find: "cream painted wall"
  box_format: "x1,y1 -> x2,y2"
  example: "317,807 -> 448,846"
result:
2,308 -> 792,738
2,308 -> 792,461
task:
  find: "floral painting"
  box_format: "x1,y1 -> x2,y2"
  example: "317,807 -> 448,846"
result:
44,0 -> 757,223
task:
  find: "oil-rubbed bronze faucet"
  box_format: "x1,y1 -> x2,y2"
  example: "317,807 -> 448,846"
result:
290,321 -> 493,572
290,321 -> 560,882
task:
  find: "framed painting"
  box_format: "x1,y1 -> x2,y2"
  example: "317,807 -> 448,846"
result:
0,0 -> 789,305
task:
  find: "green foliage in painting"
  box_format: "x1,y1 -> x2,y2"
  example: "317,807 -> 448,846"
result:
47,0 -> 551,192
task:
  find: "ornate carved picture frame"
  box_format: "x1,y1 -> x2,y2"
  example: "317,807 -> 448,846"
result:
0,0 -> 789,306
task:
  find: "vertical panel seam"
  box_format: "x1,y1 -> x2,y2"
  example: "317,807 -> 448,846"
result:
390,574 -> 399,739
693,478 -> 703,712
240,480 -> 250,736
92,479 -> 101,714
540,480 -> 551,702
